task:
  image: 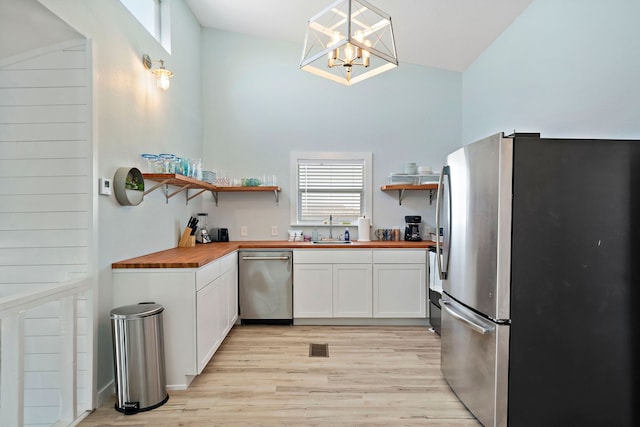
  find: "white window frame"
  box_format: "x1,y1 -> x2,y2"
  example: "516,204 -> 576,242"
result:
119,0 -> 171,53
290,152 -> 373,226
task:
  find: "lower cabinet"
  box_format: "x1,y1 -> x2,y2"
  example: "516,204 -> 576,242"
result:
293,263 -> 333,317
333,263 -> 373,317
293,262 -> 373,318
293,249 -> 426,320
373,250 -> 427,318
373,264 -> 426,317
196,278 -> 221,372
113,251 -> 238,389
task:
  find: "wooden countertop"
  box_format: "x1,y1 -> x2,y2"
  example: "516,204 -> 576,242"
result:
112,240 -> 436,269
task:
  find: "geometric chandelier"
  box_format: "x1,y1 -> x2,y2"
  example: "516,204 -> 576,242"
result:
300,0 -> 398,86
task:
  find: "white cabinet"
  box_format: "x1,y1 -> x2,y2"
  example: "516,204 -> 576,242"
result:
372,250 -> 426,318
225,257 -> 238,330
333,263 -> 373,317
196,278 -> 221,372
293,250 -> 373,318
293,263 -> 333,317
113,251 -> 238,389
196,251 -> 237,373
294,249 -> 426,320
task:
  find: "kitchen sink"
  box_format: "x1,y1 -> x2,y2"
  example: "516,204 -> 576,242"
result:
312,240 -> 353,244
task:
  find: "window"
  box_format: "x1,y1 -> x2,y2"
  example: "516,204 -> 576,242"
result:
291,152 -> 372,225
119,0 -> 171,52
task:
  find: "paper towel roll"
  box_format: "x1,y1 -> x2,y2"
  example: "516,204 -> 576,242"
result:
357,216 -> 371,242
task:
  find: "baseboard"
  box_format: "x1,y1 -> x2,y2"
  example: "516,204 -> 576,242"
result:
293,318 -> 430,326
96,380 -> 114,408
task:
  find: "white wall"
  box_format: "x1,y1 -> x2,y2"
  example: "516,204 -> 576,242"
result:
0,0 -> 80,60
200,29 -> 462,238
35,0 -> 204,401
462,0 -> 640,143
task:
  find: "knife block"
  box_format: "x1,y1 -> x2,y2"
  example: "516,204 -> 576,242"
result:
178,227 -> 196,247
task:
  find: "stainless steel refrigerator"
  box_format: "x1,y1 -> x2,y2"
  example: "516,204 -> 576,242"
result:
436,132 -> 639,427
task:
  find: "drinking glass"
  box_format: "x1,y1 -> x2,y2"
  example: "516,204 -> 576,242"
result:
158,154 -> 175,173
140,154 -> 158,172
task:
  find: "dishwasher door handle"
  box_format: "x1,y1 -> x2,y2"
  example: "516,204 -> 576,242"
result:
242,256 -> 290,261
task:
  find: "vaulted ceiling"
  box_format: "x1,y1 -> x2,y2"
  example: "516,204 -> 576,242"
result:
185,0 -> 534,72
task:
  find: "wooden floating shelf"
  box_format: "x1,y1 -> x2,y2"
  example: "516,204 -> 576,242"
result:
380,183 -> 439,205
143,173 -> 281,205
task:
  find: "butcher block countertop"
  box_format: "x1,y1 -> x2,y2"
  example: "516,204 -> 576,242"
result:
112,240 -> 436,269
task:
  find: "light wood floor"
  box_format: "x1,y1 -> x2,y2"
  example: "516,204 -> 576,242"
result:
79,325 -> 480,426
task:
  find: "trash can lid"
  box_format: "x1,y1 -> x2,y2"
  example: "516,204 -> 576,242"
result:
110,302 -> 164,319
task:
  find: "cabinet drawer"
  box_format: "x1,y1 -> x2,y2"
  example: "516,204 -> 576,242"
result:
373,249 -> 426,264
196,260 -> 221,291
220,251 -> 237,273
294,249 -> 372,264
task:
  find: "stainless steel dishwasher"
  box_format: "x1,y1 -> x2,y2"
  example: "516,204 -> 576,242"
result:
238,250 -> 293,324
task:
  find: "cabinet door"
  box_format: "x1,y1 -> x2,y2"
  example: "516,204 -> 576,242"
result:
373,264 -> 426,318
293,264 -> 333,317
196,280 -> 221,373
217,274 -> 229,341
333,263 -> 372,317
226,263 -> 238,328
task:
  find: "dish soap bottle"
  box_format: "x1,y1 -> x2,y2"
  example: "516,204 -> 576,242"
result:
344,227 -> 350,241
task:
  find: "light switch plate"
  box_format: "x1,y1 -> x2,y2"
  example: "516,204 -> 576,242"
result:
99,177 -> 112,195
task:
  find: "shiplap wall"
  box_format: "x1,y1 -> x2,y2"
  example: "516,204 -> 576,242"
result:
0,38 -> 91,289
0,39 -> 92,426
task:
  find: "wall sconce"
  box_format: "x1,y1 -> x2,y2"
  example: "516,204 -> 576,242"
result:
142,54 -> 173,91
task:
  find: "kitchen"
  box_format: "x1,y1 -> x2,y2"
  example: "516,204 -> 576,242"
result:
1,0 -> 639,426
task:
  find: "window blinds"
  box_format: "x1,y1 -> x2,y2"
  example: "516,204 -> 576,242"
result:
297,159 -> 365,222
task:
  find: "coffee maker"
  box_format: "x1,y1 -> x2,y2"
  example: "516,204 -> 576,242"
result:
404,215 -> 422,241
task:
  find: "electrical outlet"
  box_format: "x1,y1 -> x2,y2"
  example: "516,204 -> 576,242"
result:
240,226 -> 248,236
271,226 -> 278,236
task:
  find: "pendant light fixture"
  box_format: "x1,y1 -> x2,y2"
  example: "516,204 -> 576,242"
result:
142,54 -> 173,91
300,0 -> 398,86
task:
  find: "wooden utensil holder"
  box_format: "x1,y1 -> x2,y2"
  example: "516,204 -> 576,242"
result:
178,227 -> 196,247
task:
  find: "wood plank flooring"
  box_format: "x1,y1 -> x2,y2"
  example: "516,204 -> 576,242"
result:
78,325 -> 480,426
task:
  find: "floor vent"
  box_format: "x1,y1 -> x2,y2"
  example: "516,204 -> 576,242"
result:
309,343 -> 329,357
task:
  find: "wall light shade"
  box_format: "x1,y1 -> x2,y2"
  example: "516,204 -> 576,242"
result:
142,54 -> 173,91
300,0 -> 398,86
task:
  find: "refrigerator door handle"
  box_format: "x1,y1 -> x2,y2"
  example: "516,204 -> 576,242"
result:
435,165 -> 451,279
442,299 -> 495,335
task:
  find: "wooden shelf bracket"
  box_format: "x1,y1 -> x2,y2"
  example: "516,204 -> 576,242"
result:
143,178 -> 170,197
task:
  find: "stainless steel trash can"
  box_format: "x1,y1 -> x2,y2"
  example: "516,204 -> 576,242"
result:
110,302 -> 169,414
